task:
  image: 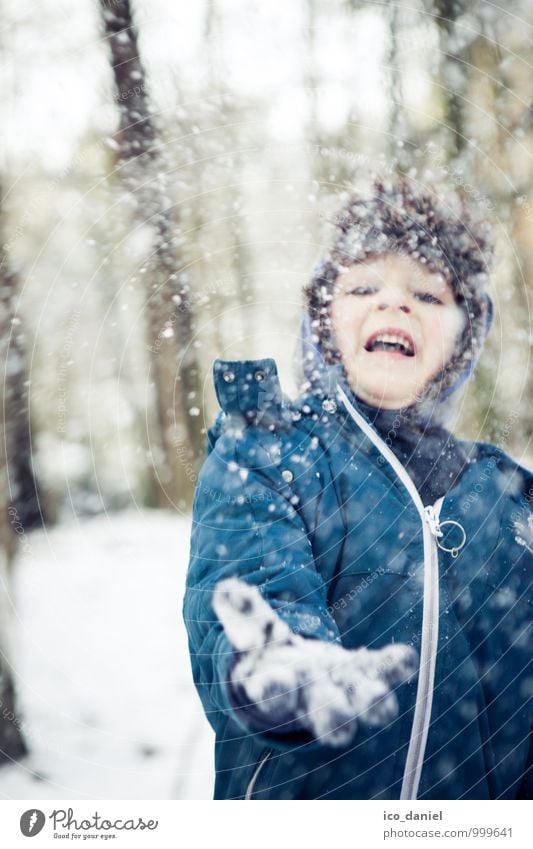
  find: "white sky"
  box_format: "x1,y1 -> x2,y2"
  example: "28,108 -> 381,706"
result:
0,0 -> 410,171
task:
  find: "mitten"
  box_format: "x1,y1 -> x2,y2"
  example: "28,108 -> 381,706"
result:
213,577 -> 418,747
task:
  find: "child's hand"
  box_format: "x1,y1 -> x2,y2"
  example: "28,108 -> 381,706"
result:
213,577 -> 418,747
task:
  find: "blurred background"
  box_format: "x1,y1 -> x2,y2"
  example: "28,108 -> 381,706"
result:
0,0 -> 531,799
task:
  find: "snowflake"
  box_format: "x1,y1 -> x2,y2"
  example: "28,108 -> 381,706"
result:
514,512 -> 533,553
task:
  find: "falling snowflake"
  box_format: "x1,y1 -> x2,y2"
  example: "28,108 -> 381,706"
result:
514,513 -> 533,553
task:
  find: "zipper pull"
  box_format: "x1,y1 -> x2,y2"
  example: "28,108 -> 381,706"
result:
424,505 -> 443,538
425,506 -> 467,558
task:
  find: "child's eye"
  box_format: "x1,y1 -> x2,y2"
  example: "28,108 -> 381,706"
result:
346,285 -> 377,296
414,291 -> 443,305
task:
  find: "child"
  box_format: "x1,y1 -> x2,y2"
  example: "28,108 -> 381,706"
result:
183,177 -> 532,800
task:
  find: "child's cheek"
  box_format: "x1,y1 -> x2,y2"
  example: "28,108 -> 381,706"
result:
433,305 -> 465,366
331,302 -> 356,352
448,305 -> 467,353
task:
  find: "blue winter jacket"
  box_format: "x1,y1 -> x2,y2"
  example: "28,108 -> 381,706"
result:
183,357 -> 532,800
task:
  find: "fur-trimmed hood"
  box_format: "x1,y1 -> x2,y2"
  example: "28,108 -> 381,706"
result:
299,176 -> 494,425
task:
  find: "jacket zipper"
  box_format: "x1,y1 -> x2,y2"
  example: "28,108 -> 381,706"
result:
244,749 -> 272,799
401,496 -> 443,800
335,384 -> 445,801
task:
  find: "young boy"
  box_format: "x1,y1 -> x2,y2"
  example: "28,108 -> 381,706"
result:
183,177 -> 532,800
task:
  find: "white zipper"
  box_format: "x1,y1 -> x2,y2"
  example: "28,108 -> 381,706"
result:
401,496 -> 443,800
335,384 -> 445,800
244,750 -> 272,800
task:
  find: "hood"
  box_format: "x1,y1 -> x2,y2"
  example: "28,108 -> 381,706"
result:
299,176 -> 495,427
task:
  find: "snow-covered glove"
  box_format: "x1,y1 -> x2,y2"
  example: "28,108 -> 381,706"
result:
213,577 -> 418,747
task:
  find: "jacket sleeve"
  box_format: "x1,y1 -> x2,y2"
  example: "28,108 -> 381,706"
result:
182,421 -> 342,751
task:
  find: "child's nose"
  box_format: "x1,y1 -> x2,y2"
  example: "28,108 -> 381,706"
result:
376,284 -> 412,314
377,301 -> 411,314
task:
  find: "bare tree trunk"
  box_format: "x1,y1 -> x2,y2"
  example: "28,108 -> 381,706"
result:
0,661 -> 27,765
99,0 -> 203,509
304,0 -> 318,138
0,471 -> 27,762
434,0 -> 469,160
432,6 -> 531,446
0,198 -> 44,532
387,0 -> 402,146
0,195 -> 30,763
0,548 -> 27,765
469,34 -> 533,450
386,0 -> 419,173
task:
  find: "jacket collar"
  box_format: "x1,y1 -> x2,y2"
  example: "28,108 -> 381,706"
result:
296,362 -> 388,437
294,364 -> 423,505
297,360 -> 449,436
293,362 -> 397,462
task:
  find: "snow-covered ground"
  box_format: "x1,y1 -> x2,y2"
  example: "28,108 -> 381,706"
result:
0,510 -> 215,799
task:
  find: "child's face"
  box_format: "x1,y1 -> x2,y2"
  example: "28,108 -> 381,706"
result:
330,253 -> 465,410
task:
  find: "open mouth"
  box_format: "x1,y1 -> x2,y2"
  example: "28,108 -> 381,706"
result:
364,327 -> 416,357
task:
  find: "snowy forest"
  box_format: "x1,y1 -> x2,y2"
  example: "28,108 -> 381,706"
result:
0,0 -> 532,799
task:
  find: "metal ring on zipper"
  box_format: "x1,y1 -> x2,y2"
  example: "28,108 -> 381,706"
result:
435,519 -> 466,558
